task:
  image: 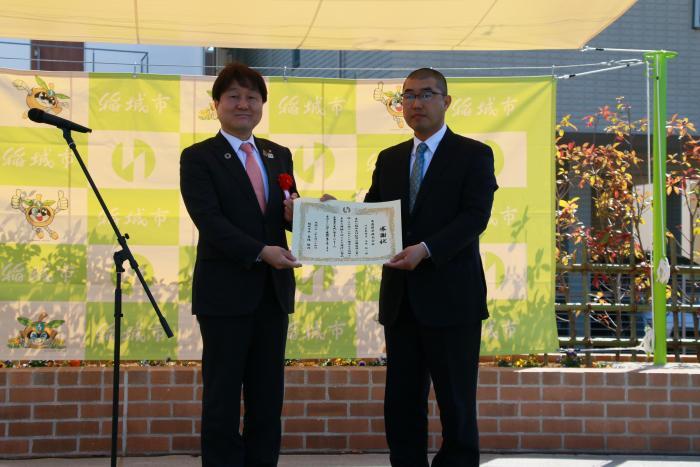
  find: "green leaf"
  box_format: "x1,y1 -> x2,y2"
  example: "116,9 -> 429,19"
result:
46,320 -> 65,328
17,317 -> 31,326
53,93 -> 70,99
35,75 -> 49,89
43,200 -> 55,206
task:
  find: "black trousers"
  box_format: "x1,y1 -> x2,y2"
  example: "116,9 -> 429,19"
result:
197,277 -> 289,467
384,296 -> 482,467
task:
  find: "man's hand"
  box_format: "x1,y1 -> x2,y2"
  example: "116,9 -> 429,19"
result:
261,246 -> 301,269
283,193 -> 299,223
320,193 -> 336,202
385,244 -> 428,271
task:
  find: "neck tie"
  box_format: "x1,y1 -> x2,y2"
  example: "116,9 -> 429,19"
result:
409,142 -> 428,212
241,142 -> 266,214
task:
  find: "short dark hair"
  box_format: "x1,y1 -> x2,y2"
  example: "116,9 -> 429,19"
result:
211,62 -> 267,103
405,68 -> 448,95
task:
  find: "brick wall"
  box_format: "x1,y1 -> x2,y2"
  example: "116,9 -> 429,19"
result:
1,366 -> 699,458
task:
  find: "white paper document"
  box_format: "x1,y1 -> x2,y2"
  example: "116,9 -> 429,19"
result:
291,198 -> 402,265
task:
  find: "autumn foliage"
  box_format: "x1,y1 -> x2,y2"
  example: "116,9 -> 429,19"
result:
556,98 -> 699,312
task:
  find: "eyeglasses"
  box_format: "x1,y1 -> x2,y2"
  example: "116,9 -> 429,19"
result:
400,90 -> 446,103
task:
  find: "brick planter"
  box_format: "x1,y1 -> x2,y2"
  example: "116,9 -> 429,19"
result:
1,365 -> 699,458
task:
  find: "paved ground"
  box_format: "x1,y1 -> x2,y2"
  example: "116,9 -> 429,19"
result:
1,454 -> 700,467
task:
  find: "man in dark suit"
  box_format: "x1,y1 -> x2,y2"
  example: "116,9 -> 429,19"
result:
365,68 -> 498,466
180,62 -> 300,467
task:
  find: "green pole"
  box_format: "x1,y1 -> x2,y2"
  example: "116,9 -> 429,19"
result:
644,50 -> 677,365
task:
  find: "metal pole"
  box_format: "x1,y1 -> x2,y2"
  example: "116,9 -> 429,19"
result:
645,50 -> 678,365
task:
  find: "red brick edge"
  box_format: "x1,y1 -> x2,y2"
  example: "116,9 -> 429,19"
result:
0,366 -> 699,458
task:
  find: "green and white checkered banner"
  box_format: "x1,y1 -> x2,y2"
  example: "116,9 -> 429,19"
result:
0,69 -> 558,360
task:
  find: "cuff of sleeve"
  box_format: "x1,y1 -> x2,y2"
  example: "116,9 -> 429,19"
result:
421,241 -> 431,258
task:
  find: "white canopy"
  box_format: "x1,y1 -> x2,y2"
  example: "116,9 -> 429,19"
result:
0,0 -> 636,50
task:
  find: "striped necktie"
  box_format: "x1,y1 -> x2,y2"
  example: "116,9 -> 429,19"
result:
409,142 -> 428,212
240,142 -> 266,213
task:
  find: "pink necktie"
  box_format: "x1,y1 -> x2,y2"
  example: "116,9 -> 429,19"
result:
240,142 -> 266,214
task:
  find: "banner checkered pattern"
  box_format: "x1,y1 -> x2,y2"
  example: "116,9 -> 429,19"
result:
0,69 -> 558,360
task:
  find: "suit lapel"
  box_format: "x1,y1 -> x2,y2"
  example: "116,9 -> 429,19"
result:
389,140 -> 413,222
213,132 -> 261,214
411,128 -> 456,217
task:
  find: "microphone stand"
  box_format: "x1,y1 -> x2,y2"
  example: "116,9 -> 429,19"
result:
60,129 -> 173,467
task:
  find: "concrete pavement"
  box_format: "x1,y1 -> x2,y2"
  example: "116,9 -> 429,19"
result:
1,454 -> 700,466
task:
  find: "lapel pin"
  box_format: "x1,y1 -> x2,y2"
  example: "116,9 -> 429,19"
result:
224,152 -> 232,159
263,149 -> 274,159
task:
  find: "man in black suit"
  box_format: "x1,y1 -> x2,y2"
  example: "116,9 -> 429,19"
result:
365,68 -> 498,466
180,62 -> 300,467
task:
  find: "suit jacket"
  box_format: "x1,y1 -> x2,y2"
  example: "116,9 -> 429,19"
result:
365,127 -> 498,327
180,132 -> 297,317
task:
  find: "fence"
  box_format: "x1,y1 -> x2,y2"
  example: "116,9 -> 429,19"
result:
556,240 -> 700,362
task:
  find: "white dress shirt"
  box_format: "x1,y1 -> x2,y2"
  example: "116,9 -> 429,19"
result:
408,123 -> 448,258
409,123 -> 447,178
219,129 -> 269,200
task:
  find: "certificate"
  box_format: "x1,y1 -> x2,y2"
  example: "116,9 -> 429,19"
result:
291,198 -> 402,265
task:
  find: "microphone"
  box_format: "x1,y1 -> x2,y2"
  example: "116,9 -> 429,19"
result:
28,108 -> 92,133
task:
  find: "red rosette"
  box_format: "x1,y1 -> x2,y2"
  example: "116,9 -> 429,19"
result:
277,173 -> 294,191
